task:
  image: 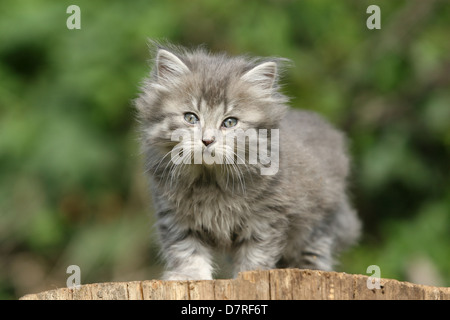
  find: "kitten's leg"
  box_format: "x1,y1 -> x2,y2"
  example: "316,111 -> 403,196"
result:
297,200 -> 360,271
298,230 -> 335,271
231,220 -> 287,277
162,238 -> 214,281
157,216 -> 213,280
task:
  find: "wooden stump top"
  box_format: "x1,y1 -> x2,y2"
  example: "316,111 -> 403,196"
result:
20,269 -> 450,300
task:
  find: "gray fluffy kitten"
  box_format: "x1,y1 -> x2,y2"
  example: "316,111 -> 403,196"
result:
135,43 -> 360,280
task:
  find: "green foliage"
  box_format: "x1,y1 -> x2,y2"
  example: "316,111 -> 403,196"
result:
0,0 -> 449,299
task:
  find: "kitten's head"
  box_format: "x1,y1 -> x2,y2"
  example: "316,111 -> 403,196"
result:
135,44 -> 288,177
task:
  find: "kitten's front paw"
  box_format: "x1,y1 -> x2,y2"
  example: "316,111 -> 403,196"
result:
162,271 -> 212,281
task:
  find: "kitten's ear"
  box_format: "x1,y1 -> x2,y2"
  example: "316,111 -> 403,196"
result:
156,49 -> 190,83
241,61 -> 277,91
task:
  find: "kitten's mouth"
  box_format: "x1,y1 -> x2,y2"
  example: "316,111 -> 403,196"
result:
202,146 -> 219,166
203,145 -> 215,153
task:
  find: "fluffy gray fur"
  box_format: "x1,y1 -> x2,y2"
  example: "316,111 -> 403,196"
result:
135,43 -> 361,280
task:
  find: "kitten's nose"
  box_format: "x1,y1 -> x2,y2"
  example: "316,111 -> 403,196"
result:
202,138 -> 215,147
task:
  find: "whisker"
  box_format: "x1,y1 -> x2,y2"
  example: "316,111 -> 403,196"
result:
161,143 -> 190,189
170,149 -> 192,189
150,143 -> 184,175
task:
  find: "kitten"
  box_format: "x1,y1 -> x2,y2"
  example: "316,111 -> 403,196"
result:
135,43 -> 361,280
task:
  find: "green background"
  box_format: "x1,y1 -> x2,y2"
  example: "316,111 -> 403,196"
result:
1,0 -> 449,299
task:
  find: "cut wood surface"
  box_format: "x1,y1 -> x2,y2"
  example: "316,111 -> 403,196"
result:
20,268 -> 449,300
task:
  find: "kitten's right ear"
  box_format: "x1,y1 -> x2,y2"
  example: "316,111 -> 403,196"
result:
156,49 -> 190,84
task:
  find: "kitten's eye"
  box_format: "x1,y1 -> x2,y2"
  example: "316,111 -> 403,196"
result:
222,117 -> 238,128
184,112 -> 199,124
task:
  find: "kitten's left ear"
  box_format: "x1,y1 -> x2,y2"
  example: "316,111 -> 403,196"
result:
241,61 -> 277,91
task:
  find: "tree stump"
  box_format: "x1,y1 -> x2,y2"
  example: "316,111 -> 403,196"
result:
19,269 -> 449,300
